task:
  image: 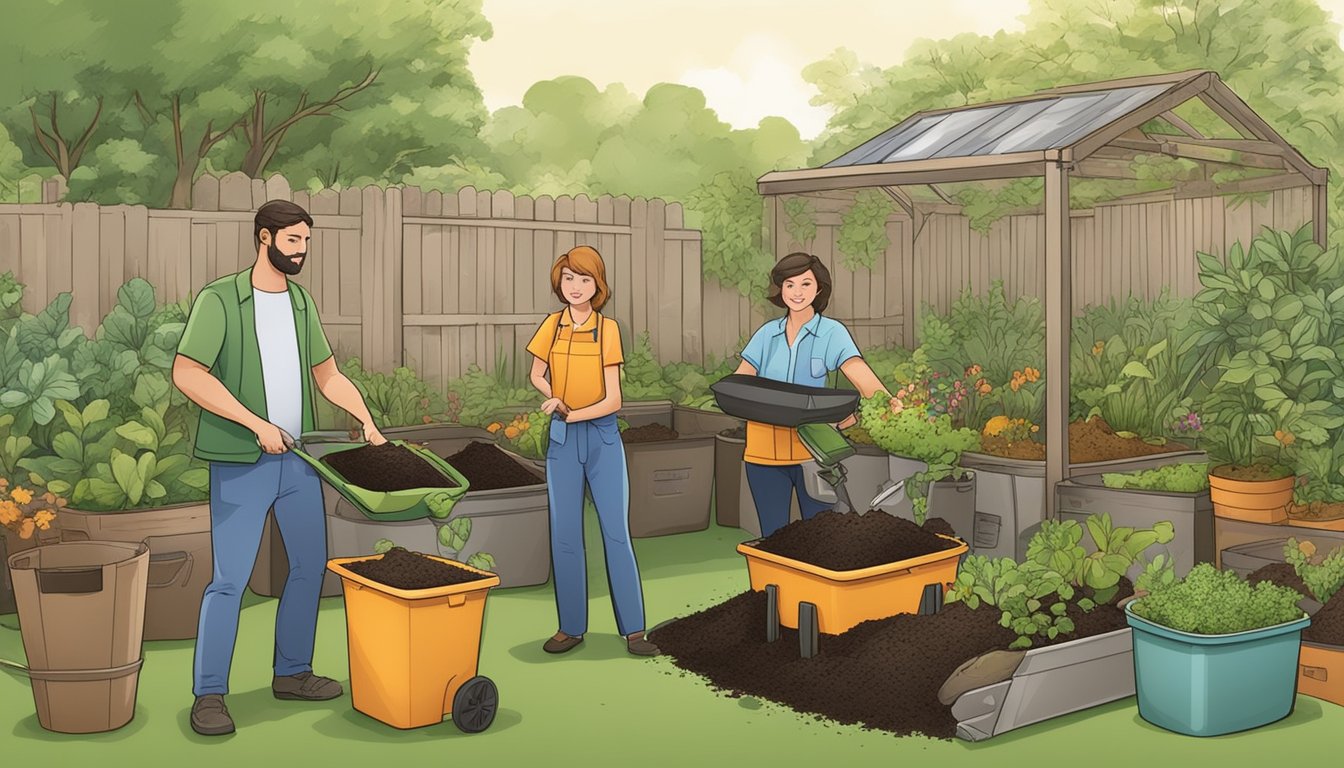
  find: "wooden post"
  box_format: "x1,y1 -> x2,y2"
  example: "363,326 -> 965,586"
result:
1313,182 -> 1329,249
1044,160 -> 1072,521
359,186 -> 403,373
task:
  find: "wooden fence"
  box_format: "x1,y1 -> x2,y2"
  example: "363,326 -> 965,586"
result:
754,186 -> 1315,350
0,174 -> 704,388
0,174 -> 1318,386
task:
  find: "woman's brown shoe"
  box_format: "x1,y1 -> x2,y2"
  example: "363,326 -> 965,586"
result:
626,632 -> 661,657
542,632 -> 584,654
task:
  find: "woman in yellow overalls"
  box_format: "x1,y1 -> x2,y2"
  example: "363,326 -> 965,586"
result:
525,245 -> 658,657
734,252 -> 887,536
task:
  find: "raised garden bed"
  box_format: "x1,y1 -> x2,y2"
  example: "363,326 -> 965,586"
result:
1055,467 -> 1213,579
432,441 -> 550,588
1287,501 -> 1344,532
962,438 -> 1205,562
1248,545 -> 1344,709
978,415 -> 1188,463
619,402 -> 716,538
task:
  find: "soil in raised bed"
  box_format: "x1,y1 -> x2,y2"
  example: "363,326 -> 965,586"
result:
1287,500 -> 1344,522
321,443 -> 457,492
444,441 -> 542,491
622,423 -> 680,443
650,580 -> 1131,739
1247,562 -> 1344,646
343,547 -> 490,590
749,510 -> 960,571
977,415 -> 1186,463
1211,463 -> 1295,482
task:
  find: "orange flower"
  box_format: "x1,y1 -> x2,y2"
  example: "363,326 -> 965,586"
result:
1024,367 -> 1040,383
486,422 -> 504,434
1091,341 -> 1104,357
1010,379 -> 1022,392
1275,429 -> 1296,446
18,518 -> 35,540
34,510 -> 55,530
422,415 -> 433,424
978,382 -> 992,395
9,487 -> 31,505
0,500 -> 19,526
0,477 -> 8,489
504,426 -> 521,440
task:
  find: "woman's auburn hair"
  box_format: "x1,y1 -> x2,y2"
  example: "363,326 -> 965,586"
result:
551,245 -> 611,311
767,252 -> 832,313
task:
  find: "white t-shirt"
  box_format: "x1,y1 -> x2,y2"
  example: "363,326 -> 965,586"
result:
253,288 -> 303,440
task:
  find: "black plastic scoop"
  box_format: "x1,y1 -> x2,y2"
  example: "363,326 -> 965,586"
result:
709,374 -> 859,427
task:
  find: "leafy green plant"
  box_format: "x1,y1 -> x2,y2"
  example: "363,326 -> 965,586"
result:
1284,538 -> 1344,604
859,386 -> 979,524
782,196 -> 817,249
836,190 -> 893,270
0,413 -> 34,478
17,399 -> 119,497
1135,554 -> 1178,595
0,271 -> 22,340
1026,514 -> 1174,605
448,364 -> 535,427
687,169 -> 772,298
340,358 -> 448,428
1129,563 -> 1304,635
946,555 -> 1075,649
490,410 -> 548,461
0,354 -> 81,438
433,513 -> 496,573
1101,462 -> 1210,493
1190,225 -> 1344,472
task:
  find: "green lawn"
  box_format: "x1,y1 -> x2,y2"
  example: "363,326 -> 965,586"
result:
2,509 -> 1341,767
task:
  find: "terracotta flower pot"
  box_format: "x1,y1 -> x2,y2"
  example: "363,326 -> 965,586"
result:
1207,467 -> 1294,524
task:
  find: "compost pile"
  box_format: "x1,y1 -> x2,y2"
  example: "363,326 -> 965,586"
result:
322,443 -> 456,492
1248,563 -> 1344,646
748,510 -> 960,571
344,547 -> 490,590
445,441 -> 542,491
622,423 -> 679,443
650,578 -> 1131,739
979,415 -> 1185,463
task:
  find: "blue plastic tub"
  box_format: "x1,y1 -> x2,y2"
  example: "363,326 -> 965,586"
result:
1124,602 -> 1309,736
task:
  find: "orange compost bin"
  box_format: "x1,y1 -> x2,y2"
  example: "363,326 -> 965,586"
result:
327,554 -> 501,731
1299,642 -> 1344,708
737,534 -> 968,635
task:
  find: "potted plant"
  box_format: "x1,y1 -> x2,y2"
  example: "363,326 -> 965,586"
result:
1191,225 -> 1344,524
1125,563 -> 1309,736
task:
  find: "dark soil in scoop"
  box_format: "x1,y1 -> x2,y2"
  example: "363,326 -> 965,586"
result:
321,443 -> 457,492
445,441 -> 543,491
342,547 -> 490,590
748,510 -> 960,571
1248,562 -> 1344,646
622,423 -> 680,443
650,580 -> 1131,740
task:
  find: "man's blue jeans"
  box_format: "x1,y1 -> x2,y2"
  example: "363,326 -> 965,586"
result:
744,462 -> 830,538
193,451 -> 326,696
546,413 -> 646,638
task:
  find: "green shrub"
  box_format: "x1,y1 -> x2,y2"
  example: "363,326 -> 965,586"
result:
1129,563 -> 1304,634
1101,462 -> 1210,492
1284,538 -> 1344,603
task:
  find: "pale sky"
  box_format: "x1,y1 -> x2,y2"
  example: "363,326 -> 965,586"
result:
471,0 -> 1344,139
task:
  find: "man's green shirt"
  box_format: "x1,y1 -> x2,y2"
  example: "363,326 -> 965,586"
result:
176,268 -> 333,464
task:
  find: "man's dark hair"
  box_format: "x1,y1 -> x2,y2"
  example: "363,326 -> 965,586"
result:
767,252 -> 832,313
254,200 -> 313,247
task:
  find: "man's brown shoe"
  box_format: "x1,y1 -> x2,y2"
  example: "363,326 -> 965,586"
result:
542,632 -> 584,654
190,694 -> 235,736
272,671 -> 343,701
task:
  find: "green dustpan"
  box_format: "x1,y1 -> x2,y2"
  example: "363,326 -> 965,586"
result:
289,438 -> 470,522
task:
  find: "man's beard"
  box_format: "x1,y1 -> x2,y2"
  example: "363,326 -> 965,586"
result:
268,242 -> 306,275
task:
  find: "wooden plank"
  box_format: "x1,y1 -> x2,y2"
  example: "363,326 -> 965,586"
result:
402,186 -> 423,217
759,154 -> 1049,195
264,175 -> 291,202
628,199 -> 647,342
647,198 -> 670,363
1044,162 -> 1072,512
48,205 -> 75,323
0,215 -> 19,286
419,225 -> 442,314
250,178 -> 267,208
219,173 -> 252,211
292,191 -> 310,212
574,194 -> 597,223
681,238 -> 703,364
311,189 -> 340,215
189,222 -> 208,305
18,214 -> 47,313
533,229 -> 554,316
339,187 -> 362,215
339,228 -> 360,319
459,225 -> 477,314
194,175 -> 221,211
402,313 -> 556,326
444,227 -> 459,314
515,222 -> 533,315
424,190 -> 443,217
403,224 -> 423,315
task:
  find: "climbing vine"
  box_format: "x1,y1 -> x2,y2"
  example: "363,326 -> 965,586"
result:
783,196 -> 817,249
836,189 -> 894,269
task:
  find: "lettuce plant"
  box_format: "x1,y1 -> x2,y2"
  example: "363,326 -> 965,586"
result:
1101,462 -> 1210,492
1129,564 -> 1303,634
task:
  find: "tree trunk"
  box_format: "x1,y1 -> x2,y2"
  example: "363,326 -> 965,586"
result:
168,159 -> 197,209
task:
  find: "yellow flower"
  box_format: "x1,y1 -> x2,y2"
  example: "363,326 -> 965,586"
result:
34,510 -> 55,530
983,415 -> 1012,437
0,500 -> 19,525
1092,341 -> 1104,357
18,518 -> 35,540
10,487 -> 33,505
486,422 -> 503,434
1275,429 -> 1295,446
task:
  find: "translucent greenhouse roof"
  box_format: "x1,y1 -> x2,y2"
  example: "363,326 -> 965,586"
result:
825,84 -> 1170,167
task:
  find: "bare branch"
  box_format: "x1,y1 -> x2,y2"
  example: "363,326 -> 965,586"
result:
27,103 -> 59,168
69,96 -> 105,168
261,68 -> 379,141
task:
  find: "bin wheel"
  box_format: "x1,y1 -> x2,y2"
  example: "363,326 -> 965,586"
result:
451,676 -> 498,734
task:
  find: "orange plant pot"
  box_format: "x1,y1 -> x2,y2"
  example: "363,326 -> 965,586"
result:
737,535 -> 967,635
1208,472 -> 1294,524
1287,516 -> 1344,532
327,554 -> 500,730
1299,642 -> 1344,708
